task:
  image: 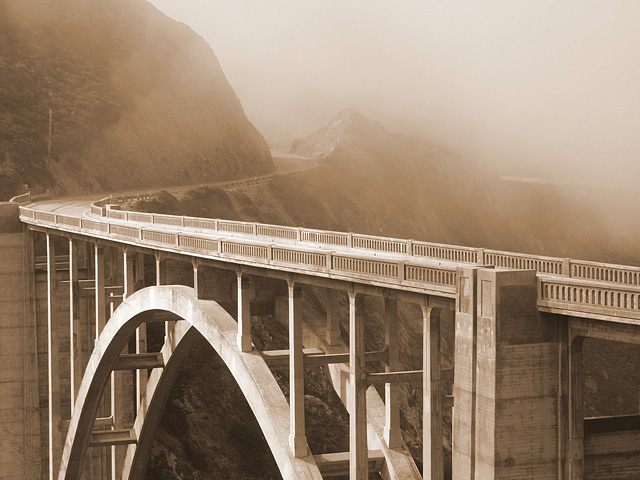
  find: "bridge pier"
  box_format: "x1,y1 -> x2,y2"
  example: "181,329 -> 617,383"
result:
384,295 -> 402,449
453,267 -> 561,479
289,281 -> 308,457
237,272 -> 253,352
349,291 -> 368,479
47,233 -> 63,479
423,304 -> 443,479
568,335 -> 585,480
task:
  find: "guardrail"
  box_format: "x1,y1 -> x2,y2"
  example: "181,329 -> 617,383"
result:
86,195 -> 640,289
20,196 -> 640,316
18,204 -> 459,296
538,276 -> 640,320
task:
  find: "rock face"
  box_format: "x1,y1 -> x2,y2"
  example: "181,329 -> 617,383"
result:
0,0 -> 273,198
290,109 -> 387,159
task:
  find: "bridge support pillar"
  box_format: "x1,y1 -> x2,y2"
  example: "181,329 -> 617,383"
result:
289,281 -> 308,457
423,304 -> 443,479
454,268 -> 560,479
384,295 -> 402,448
568,336 -> 585,480
94,245 -> 106,339
47,233 -> 63,479
69,239 -> 82,413
453,267 -> 479,479
349,291 -> 368,479
134,254 -> 147,413
237,273 -> 252,352
326,288 -> 341,346
0,210 -> 41,479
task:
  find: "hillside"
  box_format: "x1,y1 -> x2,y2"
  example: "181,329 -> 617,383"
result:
0,0 -> 273,199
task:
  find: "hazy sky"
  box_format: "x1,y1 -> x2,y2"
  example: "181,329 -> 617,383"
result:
147,1 -> 640,181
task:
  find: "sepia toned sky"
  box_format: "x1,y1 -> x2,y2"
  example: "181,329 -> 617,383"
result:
147,1 -> 640,182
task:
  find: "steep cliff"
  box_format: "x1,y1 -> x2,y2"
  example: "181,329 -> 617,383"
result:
0,0 -> 273,199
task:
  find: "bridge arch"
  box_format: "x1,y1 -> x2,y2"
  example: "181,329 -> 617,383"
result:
58,285 -> 322,480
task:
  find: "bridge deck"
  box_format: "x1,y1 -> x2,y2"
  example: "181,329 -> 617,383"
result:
17,195 -> 640,324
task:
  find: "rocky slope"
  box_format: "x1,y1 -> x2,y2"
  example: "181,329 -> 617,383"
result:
0,0 -> 273,199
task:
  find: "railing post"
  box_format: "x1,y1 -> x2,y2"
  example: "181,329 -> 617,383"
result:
47,233 -> 62,478
348,290 -> 368,478
237,272 -> 252,352
563,258 -> 572,277
288,280 -> 307,457
423,304 -> 443,479
384,295 -> 402,448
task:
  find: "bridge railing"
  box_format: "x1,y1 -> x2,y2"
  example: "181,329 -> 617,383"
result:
84,195 -> 640,289
538,276 -> 640,320
19,204 -> 459,295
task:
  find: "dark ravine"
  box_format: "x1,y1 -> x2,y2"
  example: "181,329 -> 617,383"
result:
0,0 -> 273,200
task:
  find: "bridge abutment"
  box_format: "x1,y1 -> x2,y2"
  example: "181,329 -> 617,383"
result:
0,203 -> 41,479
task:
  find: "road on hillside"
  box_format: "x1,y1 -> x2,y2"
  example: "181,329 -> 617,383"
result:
29,150 -> 318,216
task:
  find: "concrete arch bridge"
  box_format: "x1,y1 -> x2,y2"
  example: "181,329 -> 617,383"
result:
1,193 -> 640,479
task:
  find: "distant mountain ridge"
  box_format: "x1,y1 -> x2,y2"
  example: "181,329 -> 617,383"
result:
290,109 -> 388,159
0,0 -> 273,199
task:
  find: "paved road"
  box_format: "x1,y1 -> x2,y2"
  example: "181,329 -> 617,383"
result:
29,150 -> 317,216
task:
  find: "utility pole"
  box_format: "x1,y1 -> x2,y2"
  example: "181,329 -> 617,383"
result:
47,108 -> 52,164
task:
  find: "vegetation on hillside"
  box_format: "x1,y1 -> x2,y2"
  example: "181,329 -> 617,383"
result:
0,0 -> 273,200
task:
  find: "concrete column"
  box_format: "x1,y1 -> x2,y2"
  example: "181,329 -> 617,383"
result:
123,249 -> 135,300
193,259 -> 207,299
47,233 -> 62,478
156,254 -> 166,286
136,326 -> 148,413
453,266 -> 479,480
349,291 -> 368,479
136,252 -> 145,289
569,336 -> 585,480
0,211 -> 42,479
423,304 -> 443,479
557,320 -> 570,480
326,288 -> 341,346
384,295 -> 402,448
288,282 -> 307,457
154,255 -> 173,340
237,273 -> 252,352
94,244 -> 106,340
69,238 -> 82,412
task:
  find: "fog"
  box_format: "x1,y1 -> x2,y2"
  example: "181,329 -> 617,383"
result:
147,1 -> 640,183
